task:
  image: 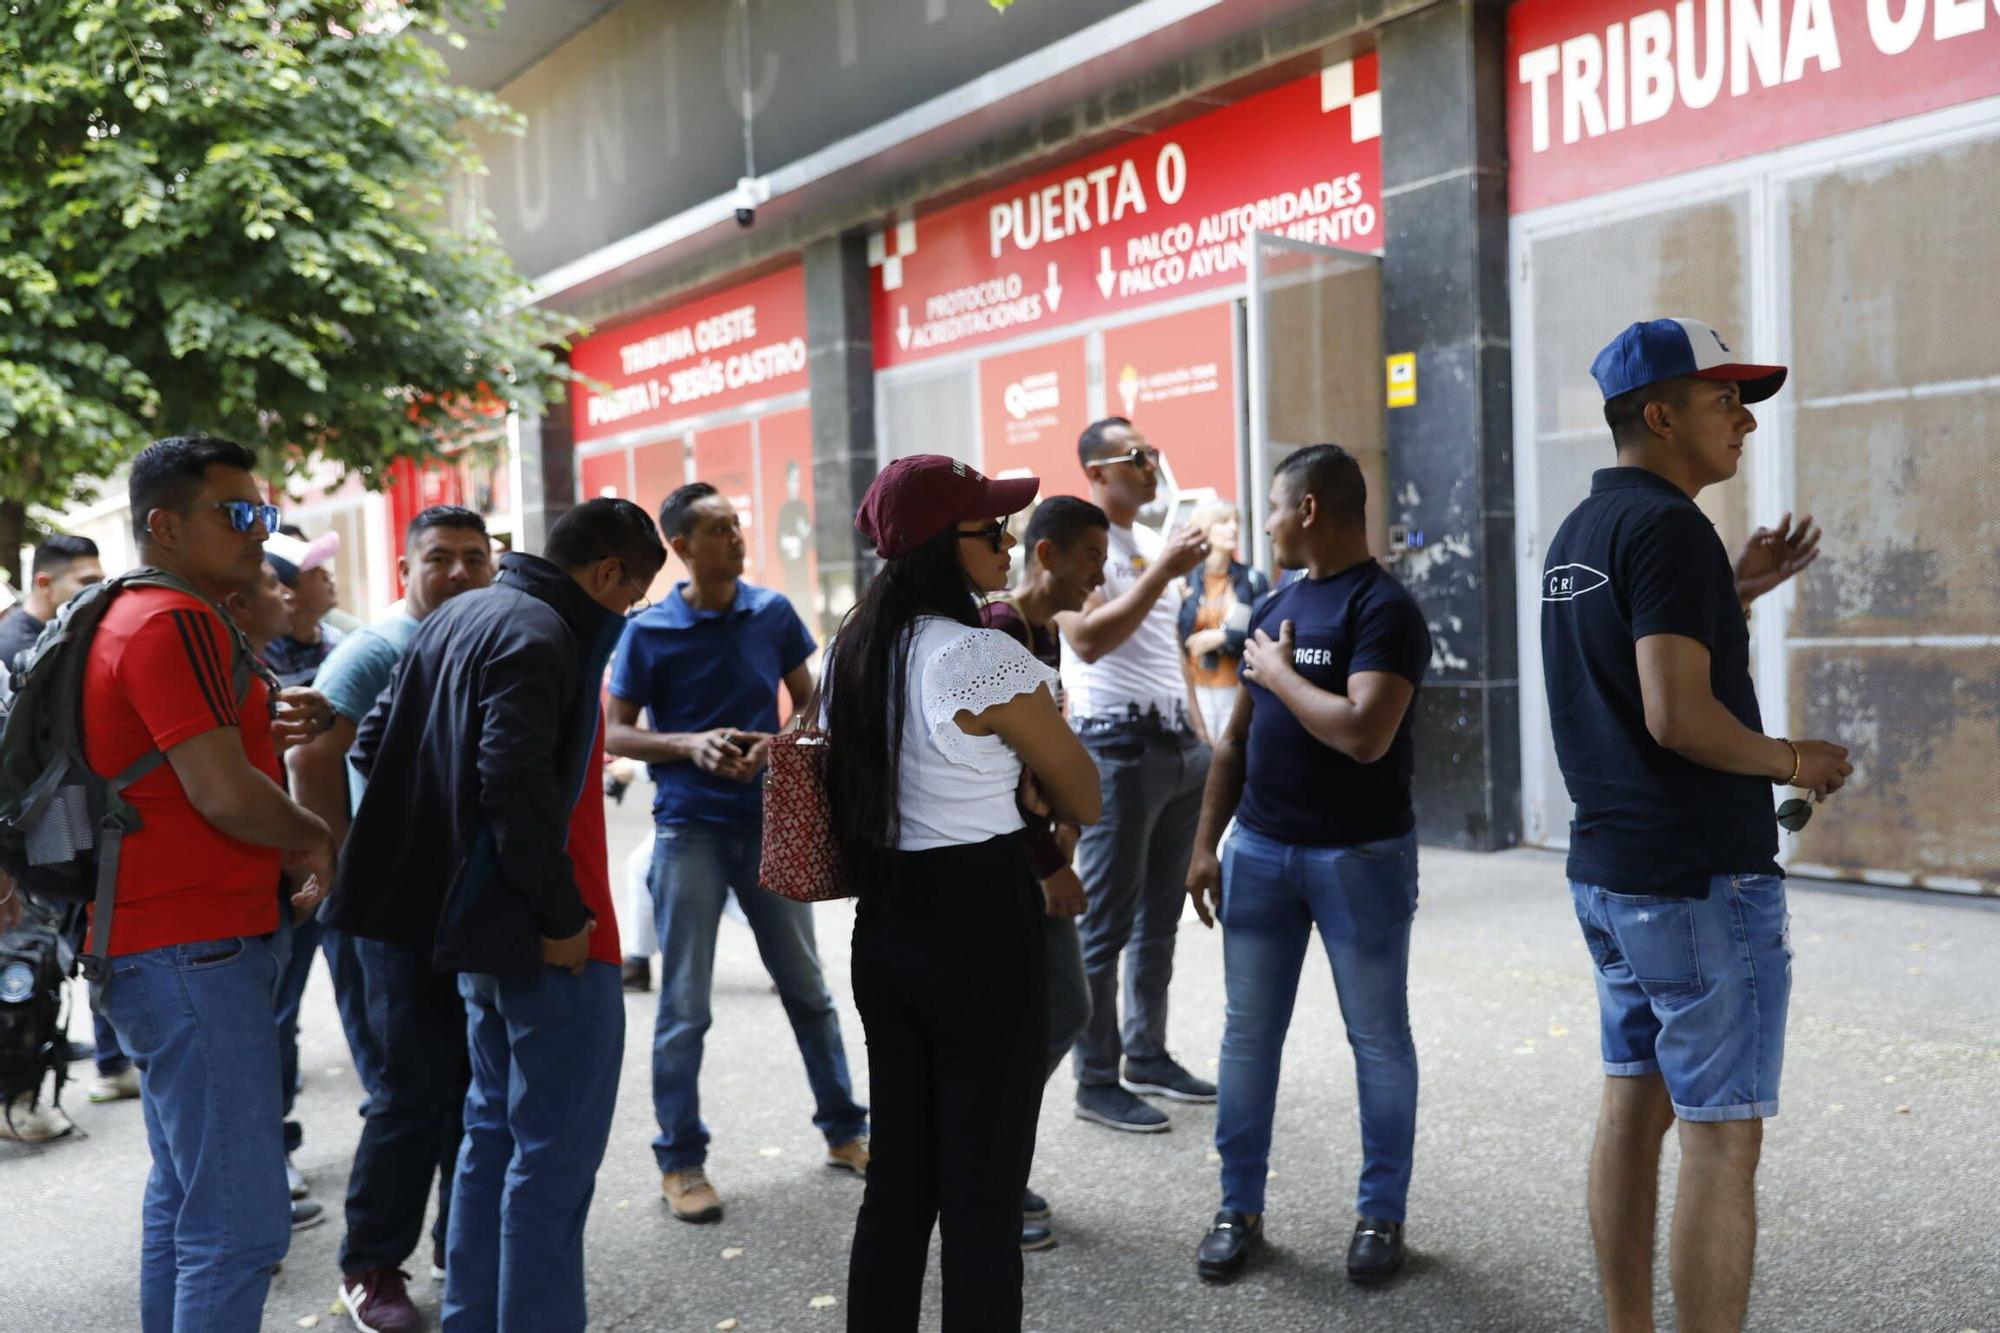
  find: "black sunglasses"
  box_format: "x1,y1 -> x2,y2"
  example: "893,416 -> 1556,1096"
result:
1776,798 -> 1813,833
1092,445 -> 1160,470
212,500 -> 282,534
956,520 -> 1007,554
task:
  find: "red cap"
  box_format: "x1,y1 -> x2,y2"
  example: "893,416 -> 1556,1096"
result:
856,454 -> 1040,559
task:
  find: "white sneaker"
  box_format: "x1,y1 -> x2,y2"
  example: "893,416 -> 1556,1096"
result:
286,1155 -> 309,1200
0,1099 -> 74,1143
88,1068 -> 141,1103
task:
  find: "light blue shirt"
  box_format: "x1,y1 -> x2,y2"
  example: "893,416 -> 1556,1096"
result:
310,614 -> 418,813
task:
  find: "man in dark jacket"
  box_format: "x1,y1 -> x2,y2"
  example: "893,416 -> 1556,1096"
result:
323,498 -> 663,1333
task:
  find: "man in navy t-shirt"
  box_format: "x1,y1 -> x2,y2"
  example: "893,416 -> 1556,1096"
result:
1183,445 -> 1432,1288
1541,318 -> 1851,1332
605,482 -> 868,1227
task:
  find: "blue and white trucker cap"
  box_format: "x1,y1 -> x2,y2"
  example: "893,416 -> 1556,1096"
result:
1590,318 -> 1788,404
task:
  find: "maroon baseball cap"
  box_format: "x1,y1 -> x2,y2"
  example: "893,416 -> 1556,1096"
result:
856,454 -> 1040,559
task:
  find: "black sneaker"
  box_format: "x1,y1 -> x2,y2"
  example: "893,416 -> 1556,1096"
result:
1346,1216 -> 1405,1285
621,957 -> 652,993
1022,1187 -> 1050,1221
1196,1210 -> 1263,1282
1074,1084 -> 1170,1133
1021,1218 -> 1057,1252
289,1199 -> 325,1232
1121,1056 -> 1217,1103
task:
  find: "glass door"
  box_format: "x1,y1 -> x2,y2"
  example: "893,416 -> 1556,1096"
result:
1243,232 -> 1386,571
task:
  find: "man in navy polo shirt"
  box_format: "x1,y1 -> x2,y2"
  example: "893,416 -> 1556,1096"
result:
606,482 -> 868,1227
1542,318 -> 1852,1333
1184,444 -> 1432,1288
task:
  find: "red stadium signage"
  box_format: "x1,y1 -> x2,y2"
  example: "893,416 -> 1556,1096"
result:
571,267 -> 808,444
1508,0 -> 2000,211
871,59 -> 1383,368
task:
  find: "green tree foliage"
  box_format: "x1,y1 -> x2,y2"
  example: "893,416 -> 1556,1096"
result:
0,0 -> 567,574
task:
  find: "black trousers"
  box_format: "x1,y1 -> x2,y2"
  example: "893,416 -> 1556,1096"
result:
847,834 -> 1048,1333
339,937 -> 468,1274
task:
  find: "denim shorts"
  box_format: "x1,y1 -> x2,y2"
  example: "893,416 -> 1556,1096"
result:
1569,874 -> 1791,1121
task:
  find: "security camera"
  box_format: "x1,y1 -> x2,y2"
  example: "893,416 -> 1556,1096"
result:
732,176 -> 769,232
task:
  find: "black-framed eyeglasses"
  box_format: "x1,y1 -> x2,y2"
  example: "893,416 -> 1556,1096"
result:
957,520 -> 1007,553
213,500 -> 281,534
1776,798 -> 1813,833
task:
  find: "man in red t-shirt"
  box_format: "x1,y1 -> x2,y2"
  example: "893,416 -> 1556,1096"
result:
89,435 -> 336,1333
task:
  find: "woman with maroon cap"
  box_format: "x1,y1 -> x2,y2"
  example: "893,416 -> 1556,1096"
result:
829,454 -> 1101,1330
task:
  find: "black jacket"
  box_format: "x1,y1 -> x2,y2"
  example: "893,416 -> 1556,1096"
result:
1176,560 -> 1271,671
322,553 -> 625,980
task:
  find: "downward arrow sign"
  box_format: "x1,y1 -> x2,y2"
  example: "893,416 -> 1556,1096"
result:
1044,261 -> 1063,313
896,307 -> 912,350
1095,247 -> 1116,299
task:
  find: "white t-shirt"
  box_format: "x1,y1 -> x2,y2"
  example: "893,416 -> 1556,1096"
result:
1059,521 -> 1187,725
892,616 -> 1061,851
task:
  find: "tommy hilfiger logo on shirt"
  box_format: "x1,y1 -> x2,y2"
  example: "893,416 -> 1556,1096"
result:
1542,564 -> 1609,602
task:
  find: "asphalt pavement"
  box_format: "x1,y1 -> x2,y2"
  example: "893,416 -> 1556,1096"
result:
2,794 -> 1996,1332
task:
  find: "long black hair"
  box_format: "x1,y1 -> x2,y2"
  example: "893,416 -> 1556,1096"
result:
826,526 -> 983,902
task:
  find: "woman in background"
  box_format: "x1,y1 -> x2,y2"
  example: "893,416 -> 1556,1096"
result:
1178,500 -> 1270,738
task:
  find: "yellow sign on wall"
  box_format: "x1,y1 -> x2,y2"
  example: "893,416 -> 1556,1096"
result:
1386,352 -> 1417,408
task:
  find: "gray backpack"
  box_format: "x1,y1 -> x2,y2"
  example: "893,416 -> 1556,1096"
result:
0,568 -> 260,983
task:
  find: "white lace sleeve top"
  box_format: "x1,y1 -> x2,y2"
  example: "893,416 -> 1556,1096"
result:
893,616 -> 1061,850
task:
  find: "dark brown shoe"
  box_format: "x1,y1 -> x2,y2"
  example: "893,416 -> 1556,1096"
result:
340,1267 -> 423,1332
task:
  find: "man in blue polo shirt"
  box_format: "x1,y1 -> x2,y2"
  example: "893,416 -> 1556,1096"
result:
1184,445 -> 1431,1289
1542,318 -> 1852,1333
606,482 -> 868,1227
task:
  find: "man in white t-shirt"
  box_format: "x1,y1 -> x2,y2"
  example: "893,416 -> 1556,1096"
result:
1055,417 -> 1216,1132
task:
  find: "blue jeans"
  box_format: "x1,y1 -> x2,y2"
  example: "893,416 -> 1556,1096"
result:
320,924 -> 384,1108
1071,730 -> 1210,1086
93,1004 -> 130,1076
648,819 -> 867,1171
1042,914 -> 1090,1084
444,961 -> 624,1333
1215,827 -> 1420,1221
270,906 -> 325,1152
1570,874 -> 1791,1120
102,936 -> 291,1333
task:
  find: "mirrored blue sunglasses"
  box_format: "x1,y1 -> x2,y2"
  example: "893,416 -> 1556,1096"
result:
212,500 -> 282,534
